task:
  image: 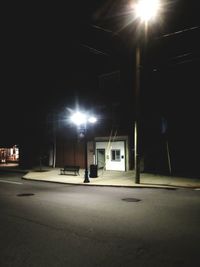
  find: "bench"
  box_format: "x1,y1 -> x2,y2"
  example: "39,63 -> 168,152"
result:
60,165 -> 80,176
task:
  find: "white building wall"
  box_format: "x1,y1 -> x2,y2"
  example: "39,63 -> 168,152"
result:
96,141 -> 126,171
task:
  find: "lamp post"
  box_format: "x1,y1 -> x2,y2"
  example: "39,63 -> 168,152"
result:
70,111 -> 97,183
133,0 -> 161,183
83,126 -> 89,183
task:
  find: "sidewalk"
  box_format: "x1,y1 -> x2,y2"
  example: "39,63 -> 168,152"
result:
20,167 -> 200,189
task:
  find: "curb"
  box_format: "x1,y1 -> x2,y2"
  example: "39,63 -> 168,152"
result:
22,176 -> 184,190
2,168 -> 199,190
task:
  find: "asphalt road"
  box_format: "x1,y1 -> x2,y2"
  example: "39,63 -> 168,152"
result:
0,171 -> 199,267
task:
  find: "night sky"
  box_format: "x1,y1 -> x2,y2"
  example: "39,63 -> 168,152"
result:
1,1 -> 200,175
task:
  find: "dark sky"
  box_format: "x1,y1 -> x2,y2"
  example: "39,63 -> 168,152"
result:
1,0 -> 200,149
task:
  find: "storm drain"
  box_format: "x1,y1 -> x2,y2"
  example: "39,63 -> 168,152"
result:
17,193 -> 35,197
164,188 -> 177,190
122,198 -> 141,202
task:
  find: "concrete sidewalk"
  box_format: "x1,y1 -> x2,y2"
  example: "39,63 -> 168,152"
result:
21,167 -> 200,189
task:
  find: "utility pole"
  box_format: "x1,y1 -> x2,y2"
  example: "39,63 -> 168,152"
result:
134,45 -> 141,184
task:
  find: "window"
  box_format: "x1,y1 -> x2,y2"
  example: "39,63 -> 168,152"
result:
111,149 -> 121,161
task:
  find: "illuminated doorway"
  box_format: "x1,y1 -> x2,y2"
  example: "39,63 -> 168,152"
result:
97,149 -> 105,169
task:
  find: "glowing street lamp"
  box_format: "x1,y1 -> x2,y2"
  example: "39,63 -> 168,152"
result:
70,111 -> 97,183
70,112 -> 87,126
133,0 -> 161,184
135,0 -> 161,23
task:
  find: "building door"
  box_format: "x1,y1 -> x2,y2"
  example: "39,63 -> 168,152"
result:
97,149 -> 105,169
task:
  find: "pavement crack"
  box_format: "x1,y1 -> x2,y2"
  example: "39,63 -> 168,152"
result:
7,213 -> 63,231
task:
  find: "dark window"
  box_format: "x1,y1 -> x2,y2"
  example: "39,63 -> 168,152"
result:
111,149 -> 121,161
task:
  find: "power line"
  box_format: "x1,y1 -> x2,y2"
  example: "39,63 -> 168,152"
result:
151,50 -> 200,70
155,26 -> 200,39
81,44 -> 110,56
171,57 -> 200,66
91,24 -> 113,34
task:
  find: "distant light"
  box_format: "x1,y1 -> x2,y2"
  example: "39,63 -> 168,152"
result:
70,112 -> 87,126
88,116 -> 97,123
135,0 -> 161,22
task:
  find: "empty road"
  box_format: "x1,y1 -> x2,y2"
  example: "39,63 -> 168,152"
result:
0,171 -> 199,266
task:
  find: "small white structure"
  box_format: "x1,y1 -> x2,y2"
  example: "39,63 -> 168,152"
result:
94,136 -> 129,171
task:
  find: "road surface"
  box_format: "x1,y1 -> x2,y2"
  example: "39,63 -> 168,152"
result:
0,171 -> 199,266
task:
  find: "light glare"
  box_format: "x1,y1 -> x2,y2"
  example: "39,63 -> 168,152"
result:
70,111 -> 97,125
88,116 -> 97,123
135,0 -> 161,22
70,112 -> 86,126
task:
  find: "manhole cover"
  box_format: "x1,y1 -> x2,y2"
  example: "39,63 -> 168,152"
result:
17,193 -> 35,197
122,198 -> 141,202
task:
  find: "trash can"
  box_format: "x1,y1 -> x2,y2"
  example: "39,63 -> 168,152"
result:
90,164 -> 98,178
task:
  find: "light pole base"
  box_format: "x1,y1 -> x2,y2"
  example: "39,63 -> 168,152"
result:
84,170 -> 90,183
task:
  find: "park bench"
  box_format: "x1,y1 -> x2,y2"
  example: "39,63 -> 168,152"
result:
60,165 -> 80,176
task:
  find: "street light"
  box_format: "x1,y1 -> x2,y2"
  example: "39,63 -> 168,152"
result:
135,0 -> 161,23
133,0 -> 161,183
70,111 -> 97,183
